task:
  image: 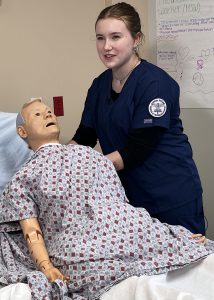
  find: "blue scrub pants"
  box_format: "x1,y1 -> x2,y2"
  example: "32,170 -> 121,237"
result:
152,198 -> 206,235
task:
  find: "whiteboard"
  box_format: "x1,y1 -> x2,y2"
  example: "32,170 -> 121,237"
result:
156,0 -> 214,108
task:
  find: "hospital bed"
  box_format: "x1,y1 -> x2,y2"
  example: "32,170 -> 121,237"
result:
0,112 -> 214,300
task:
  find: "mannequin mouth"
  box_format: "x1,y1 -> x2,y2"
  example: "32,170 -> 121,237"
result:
46,122 -> 56,127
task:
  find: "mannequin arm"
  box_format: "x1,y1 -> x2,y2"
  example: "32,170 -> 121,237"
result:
20,218 -> 69,282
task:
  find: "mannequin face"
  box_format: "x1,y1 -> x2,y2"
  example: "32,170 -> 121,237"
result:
17,100 -> 60,149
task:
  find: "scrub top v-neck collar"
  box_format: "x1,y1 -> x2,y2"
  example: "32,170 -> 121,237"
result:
108,59 -> 144,103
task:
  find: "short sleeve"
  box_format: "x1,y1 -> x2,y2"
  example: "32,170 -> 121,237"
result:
0,174 -> 38,232
132,77 -> 179,129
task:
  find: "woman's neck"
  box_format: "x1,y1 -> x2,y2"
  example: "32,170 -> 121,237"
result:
112,56 -> 140,92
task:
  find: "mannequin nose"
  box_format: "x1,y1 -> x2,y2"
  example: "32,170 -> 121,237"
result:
45,111 -> 52,118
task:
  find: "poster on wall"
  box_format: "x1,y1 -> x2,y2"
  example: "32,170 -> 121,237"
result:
156,0 -> 214,108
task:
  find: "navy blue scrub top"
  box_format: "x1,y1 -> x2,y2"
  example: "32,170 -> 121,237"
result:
80,60 -> 202,214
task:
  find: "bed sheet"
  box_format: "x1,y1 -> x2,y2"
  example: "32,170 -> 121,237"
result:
0,283 -> 31,300
101,253 -> 214,300
0,254 -> 213,300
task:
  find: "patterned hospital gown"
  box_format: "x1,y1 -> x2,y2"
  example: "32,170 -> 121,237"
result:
0,144 -> 214,300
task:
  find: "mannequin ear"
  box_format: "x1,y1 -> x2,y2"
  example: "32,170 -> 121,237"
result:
17,125 -> 28,139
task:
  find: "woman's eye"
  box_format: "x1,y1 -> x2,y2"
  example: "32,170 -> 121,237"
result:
112,35 -> 120,40
96,36 -> 104,41
35,113 -> 40,116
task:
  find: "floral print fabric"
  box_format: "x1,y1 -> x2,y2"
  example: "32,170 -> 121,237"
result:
0,144 -> 214,300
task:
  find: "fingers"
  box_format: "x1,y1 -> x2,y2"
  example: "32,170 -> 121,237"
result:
61,275 -> 70,283
46,268 -> 70,283
192,233 -> 207,244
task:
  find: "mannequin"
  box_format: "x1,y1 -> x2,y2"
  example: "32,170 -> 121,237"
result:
16,99 -> 206,284
16,99 -> 69,283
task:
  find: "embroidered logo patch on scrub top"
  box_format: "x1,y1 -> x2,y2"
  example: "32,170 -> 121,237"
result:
148,98 -> 167,118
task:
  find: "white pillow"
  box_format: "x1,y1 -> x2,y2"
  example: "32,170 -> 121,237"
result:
0,112 -> 33,195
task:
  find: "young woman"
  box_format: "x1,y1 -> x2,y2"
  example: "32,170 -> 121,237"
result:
69,2 -> 206,235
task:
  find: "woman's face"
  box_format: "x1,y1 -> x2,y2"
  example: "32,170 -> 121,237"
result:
95,17 -> 139,70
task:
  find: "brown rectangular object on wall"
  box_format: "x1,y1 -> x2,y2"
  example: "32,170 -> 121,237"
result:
53,96 -> 64,116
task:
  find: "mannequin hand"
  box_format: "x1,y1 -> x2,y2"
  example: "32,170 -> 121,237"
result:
192,233 -> 207,244
43,267 -> 70,283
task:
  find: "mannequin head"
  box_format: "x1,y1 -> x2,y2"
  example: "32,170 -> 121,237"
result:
16,99 -> 60,151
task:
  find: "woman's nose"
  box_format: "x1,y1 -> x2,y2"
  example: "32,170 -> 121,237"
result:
104,39 -> 112,51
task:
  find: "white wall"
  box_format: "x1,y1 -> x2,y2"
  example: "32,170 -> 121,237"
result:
181,109 -> 214,239
0,0 -> 105,142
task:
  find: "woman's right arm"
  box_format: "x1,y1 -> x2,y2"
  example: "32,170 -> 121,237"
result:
67,124 -> 97,147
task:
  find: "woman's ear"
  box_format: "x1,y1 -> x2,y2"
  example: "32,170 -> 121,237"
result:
134,32 -> 142,47
17,125 -> 28,139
